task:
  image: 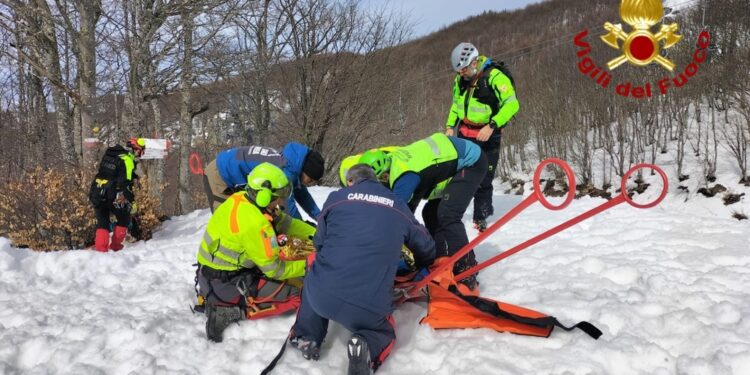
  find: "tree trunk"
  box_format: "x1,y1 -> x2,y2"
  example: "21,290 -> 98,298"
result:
177,4 -> 194,214
75,0 -> 102,168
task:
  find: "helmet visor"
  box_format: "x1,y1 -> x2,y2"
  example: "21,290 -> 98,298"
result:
272,184 -> 292,201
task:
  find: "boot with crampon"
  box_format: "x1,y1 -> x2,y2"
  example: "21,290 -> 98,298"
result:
347,334 -> 372,375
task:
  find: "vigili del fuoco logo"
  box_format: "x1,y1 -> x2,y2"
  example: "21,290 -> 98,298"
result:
573,0 -> 711,99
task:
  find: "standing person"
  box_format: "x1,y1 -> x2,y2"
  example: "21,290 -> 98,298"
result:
88,138 -> 145,252
203,143 -> 325,218
445,42 -> 519,232
359,133 -> 487,291
290,164 -> 435,374
196,162 -> 316,342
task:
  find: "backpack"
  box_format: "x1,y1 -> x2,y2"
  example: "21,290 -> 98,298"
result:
88,147 -> 125,207
470,60 -> 517,117
89,178 -> 113,207
490,60 -> 515,90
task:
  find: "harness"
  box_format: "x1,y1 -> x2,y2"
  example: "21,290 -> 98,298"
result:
458,67 -> 502,139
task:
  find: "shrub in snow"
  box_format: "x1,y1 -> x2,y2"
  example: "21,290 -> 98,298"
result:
0,167 -> 163,250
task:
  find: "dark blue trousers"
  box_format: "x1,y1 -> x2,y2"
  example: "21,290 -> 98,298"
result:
292,286 -> 395,364
458,127 -> 502,221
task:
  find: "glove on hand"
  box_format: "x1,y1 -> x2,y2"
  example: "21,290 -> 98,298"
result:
400,245 -> 416,271
278,235 -> 315,261
113,192 -> 129,209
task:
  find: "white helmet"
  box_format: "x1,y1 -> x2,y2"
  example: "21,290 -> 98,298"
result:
451,42 -> 479,72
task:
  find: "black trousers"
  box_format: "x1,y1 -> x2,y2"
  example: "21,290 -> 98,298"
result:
458,128 -> 502,222
422,152 -> 488,273
197,266 -> 298,309
292,286 -> 395,366
94,200 -> 131,230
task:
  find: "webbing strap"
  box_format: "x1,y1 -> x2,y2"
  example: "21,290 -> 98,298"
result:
462,69 -> 485,122
260,334 -> 290,375
449,286 -> 602,340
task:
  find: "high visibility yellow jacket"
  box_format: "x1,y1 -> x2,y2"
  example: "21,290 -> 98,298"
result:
446,55 -> 519,128
196,192 -> 315,279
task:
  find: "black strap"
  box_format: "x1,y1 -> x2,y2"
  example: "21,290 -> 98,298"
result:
449,286 -> 602,340
260,335 -> 290,375
551,320 -> 602,339
462,69 -> 486,122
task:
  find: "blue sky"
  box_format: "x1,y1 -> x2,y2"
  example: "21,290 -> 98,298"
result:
365,0 -> 543,39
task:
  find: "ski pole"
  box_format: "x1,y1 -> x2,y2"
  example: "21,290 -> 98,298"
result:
454,163 -> 668,282
400,158 -> 576,299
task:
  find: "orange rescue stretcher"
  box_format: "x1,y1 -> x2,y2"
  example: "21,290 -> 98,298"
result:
397,158 -> 668,340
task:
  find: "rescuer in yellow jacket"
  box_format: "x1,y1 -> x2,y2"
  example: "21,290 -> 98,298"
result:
195,162 -> 316,342
445,42 -> 519,232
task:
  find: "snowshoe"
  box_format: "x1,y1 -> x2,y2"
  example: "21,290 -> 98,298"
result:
347,334 -> 371,375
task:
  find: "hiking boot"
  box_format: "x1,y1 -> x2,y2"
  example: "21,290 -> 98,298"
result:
458,274 -> 479,291
205,304 -> 243,343
473,219 -> 488,232
290,336 -> 321,360
347,334 -> 371,375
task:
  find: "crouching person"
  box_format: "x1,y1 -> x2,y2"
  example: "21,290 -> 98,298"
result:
196,162 -> 316,342
290,164 -> 435,374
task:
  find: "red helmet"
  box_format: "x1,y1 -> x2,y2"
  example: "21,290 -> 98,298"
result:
127,138 -> 146,157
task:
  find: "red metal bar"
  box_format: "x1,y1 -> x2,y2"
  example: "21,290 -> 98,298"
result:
189,152 -> 204,175
399,158 -> 576,299
454,164 -> 668,282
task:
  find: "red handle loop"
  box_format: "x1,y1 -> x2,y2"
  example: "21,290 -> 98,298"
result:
621,163 -> 669,209
189,153 -> 204,175
532,158 -> 576,210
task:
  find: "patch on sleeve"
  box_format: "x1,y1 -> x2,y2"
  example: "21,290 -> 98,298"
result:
260,225 -> 276,258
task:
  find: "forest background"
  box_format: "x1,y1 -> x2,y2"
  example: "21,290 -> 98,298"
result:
0,0 -> 747,249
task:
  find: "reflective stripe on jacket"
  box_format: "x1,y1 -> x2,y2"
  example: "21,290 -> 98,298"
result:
197,192 -> 315,279
446,56 -> 519,128
388,133 -> 458,187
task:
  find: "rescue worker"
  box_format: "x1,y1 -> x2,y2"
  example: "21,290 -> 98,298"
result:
445,42 -> 519,232
88,138 -> 145,252
290,164 -> 435,374
196,162 -> 316,342
359,133 -> 487,291
337,146 -> 398,187
203,143 -> 325,218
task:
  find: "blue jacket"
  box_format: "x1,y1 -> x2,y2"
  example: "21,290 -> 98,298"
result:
306,179 -> 436,315
215,143 -> 321,219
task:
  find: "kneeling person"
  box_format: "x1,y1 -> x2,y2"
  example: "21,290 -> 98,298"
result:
291,164 -> 435,374
196,162 -> 316,342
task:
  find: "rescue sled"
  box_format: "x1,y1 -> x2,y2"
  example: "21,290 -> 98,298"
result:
399,159 -> 668,339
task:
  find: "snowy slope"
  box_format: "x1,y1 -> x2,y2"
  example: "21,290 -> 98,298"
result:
1,157 -> 749,374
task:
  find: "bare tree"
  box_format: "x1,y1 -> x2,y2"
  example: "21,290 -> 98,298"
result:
1,0 -> 79,166
274,0 -> 412,180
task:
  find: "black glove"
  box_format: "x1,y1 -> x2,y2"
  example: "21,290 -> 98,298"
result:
113,191 -> 129,209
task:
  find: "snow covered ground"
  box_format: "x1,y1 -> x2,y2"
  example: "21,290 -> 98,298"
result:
1,170 -> 748,374
1,138 -> 749,374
